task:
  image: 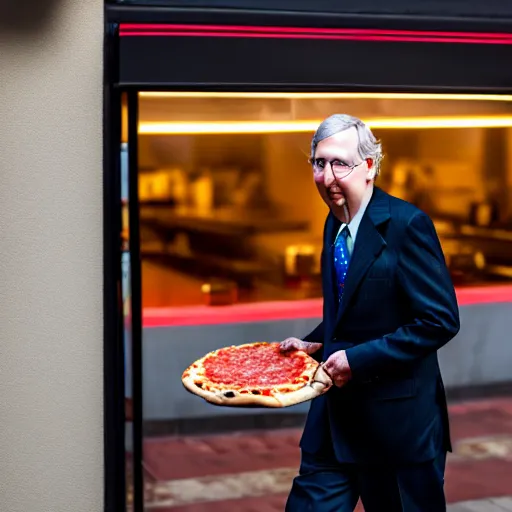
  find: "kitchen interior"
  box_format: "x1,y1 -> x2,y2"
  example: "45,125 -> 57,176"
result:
128,92 -> 512,309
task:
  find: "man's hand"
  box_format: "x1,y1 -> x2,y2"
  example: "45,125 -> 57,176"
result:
322,350 -> 352,388
279,337 -> 322,355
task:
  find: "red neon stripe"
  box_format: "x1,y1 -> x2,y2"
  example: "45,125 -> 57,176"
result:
120,23 -> 512,39
119,30 -> 512,44
143,299 -> 322,328
141,285 -> 512,328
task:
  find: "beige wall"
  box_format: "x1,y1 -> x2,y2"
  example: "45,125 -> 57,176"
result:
0,1 -> 103,511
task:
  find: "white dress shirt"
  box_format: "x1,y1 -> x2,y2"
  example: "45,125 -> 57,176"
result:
334,186 -> 373,256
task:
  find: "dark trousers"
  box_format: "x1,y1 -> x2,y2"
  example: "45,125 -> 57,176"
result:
285,449 -> 447,512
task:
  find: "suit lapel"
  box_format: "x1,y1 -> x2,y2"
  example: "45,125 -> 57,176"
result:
335,187 -> 390,324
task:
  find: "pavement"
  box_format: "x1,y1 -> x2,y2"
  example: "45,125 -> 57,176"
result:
138,396 -> 512,510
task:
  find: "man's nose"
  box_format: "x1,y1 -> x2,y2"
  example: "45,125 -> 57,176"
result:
323,166 -> 335,187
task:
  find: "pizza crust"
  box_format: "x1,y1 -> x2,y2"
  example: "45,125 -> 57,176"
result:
182,347 -> 333,408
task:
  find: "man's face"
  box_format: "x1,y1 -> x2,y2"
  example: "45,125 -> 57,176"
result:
312,127 -> 373,211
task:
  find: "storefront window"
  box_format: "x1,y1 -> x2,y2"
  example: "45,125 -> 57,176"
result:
137,92 -> 512,310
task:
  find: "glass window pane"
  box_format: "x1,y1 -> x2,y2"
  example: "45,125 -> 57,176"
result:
138,92 -> 512,312
138,91 -> 512,511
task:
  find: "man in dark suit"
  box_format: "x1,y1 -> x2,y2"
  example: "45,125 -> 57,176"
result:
281,114 -> 460,511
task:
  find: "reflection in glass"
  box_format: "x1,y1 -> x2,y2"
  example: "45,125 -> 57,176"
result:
137,92 -> 512,511
138,92 -> 512,310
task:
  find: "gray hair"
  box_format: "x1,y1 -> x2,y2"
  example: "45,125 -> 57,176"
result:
310,114 -> 383,177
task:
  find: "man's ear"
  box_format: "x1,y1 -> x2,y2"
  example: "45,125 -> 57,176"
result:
366,158 -> 376,180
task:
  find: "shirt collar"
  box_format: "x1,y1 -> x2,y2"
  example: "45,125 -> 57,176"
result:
339,185 -> 373,240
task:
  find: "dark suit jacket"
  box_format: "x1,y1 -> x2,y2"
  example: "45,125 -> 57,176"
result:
300,186 -> 460,465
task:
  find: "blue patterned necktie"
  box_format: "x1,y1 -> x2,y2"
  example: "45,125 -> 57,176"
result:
334,226 -> 351,301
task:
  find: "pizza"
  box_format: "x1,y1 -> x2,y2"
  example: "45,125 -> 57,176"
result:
181,342 -> 332,407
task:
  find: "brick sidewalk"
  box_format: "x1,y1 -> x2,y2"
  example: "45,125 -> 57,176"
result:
142,397 -> 512,510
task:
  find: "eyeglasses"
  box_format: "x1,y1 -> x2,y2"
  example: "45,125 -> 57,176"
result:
310,158 -> 364,179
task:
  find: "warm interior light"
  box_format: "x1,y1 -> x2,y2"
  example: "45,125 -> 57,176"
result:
139,91 -> 512,102
139,116 -> 512,135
